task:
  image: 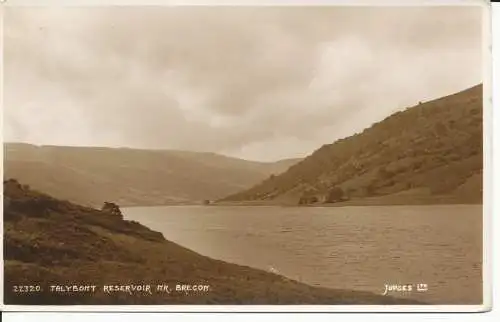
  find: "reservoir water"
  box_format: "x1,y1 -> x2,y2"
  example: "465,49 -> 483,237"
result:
123,205 -> 482,304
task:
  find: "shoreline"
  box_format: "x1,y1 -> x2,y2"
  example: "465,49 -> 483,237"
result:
120,197 -> 482,209
4,180 -> 425,305
211,197 -> 482,208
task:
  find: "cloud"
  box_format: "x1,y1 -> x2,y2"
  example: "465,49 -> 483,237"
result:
4,6 -> 483,161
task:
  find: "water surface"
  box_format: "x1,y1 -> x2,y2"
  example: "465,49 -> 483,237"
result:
123,205 -> 482,304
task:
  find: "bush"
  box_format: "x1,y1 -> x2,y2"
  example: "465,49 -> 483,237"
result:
298,195 -> 318,205
101,202 -> 123,218
377,167 -> 394,180
325,187 -> 344,203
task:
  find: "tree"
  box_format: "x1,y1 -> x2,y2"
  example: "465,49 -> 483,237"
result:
377,167 -> 394,180
298,195 -> 318,205
435,121 -> 448,136
102,202 -> 123,218
364,184 -> 376,197
325,187 -> 344,203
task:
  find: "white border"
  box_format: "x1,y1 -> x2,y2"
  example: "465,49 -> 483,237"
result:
481,0 -> 493,314
0,0 -> 493,313
1,0 -> 6,312
0,0 -> 491,6
0,304 -> 491,313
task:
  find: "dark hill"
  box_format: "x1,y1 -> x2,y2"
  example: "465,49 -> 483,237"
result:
3,144 -> 299,207
3,179 -> 418,305
221,85 -> 483,205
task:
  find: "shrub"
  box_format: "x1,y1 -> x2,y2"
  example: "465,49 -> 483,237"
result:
298,195 -> 318,205
377,167 -> 394,180
101,202 -> 123,218
325,187 -> 344,203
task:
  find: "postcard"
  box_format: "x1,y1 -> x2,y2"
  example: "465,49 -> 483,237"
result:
0,0 -> 492,313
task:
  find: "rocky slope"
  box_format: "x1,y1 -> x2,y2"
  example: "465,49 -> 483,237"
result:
3,179 -> 418,305
3,144 -> 299,207
221,84 -> 483,205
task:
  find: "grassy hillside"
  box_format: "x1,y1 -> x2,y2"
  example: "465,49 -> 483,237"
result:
3,144 -> 299,207
221,85 -> 483,205
3,179 -> 419,305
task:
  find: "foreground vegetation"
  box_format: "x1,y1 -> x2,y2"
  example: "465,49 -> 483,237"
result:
3,179 -> 420,305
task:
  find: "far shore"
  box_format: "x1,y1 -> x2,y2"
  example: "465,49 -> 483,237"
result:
120,195 -> 482,209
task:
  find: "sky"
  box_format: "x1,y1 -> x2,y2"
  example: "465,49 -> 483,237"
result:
3,5 -> 484,162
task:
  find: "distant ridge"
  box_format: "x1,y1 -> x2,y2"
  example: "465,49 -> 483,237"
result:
3,143 -> 300,207
221,84 -> 483,205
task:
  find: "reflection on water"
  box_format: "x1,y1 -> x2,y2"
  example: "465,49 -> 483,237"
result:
123,205 -> 482,304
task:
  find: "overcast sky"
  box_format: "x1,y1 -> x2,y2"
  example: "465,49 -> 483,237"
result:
4,6 -> 483,161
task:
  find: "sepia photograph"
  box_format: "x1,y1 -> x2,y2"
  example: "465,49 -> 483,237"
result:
0,0 -> 490,311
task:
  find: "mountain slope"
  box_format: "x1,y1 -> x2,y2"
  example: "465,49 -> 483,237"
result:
3,179 -> 418,305
3,144 -> 299,207
221,84 -> 483,205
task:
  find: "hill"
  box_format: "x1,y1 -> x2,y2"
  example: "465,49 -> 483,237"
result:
221,85 -> 483,205
3,144 -> 299,207
2,179 -> 418,305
